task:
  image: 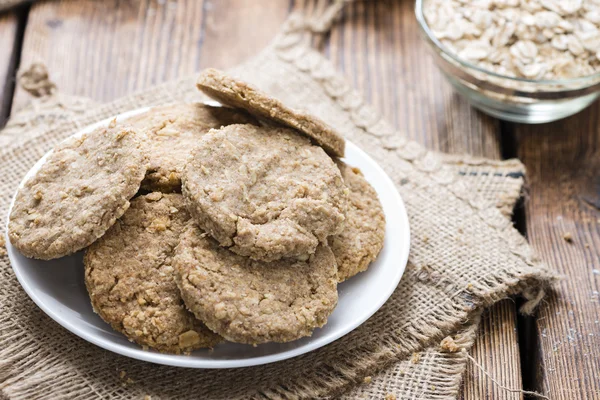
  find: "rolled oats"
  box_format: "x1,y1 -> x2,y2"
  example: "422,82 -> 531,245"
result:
424,0 -> 600,80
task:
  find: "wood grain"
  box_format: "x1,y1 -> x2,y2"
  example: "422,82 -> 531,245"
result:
0,10 -> 20,127
10,0 -> 524,398
467,302 -> 523,400
13,0 -> 292,111
13,0 -> 207,109
198,0 -> 290,69
516,106 -> 600,399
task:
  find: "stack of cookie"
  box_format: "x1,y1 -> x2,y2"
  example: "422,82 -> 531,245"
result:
8,69 -> 385,354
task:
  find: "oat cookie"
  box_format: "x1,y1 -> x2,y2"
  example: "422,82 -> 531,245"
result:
182,124 -> 348,261
8,121 -> 147,260
174,222 -> 338,344
125,103 -> 256,192
329,161 -> 386,282
85,193 -> 221,353
196,68 -> 346,157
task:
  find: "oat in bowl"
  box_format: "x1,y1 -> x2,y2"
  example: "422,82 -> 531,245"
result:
416,0 -> 600,123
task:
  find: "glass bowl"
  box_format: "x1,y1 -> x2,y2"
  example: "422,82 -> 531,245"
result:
415,0 -> 600,124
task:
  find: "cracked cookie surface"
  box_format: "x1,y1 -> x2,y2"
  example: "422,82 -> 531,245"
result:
84,193 -> 221,354
125,103 -> 256,192
8,121 -> 147,260
182,123 -> 348,261
329,161 -> 386,281
196,68 -> 345,157
174,222 -> 339,344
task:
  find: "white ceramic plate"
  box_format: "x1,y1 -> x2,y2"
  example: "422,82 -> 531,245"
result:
6,107 -> 410,368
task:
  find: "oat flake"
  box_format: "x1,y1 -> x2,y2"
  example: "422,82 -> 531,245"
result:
424,0 -> 600,79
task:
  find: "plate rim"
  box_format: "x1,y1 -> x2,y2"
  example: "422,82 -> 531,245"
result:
6,107 -> 411,369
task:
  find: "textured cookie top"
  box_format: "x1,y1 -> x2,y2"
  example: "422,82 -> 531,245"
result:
196,68 -> 345,157
182,124 -> 348,262
125,103 -> 256,192
8,121 -> 147,260
329,161 -> 386,282
84,193 -> 221,354
174,222 -> 339,345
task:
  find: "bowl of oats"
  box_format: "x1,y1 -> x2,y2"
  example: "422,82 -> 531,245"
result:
417,0 -> 600,123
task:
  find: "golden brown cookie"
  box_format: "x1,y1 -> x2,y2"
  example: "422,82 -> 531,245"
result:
84,193 -> 221,354
8,121 -> 147,260
125,103 -> 256,192
329,161 -> 386,281
196,68 -> 345,157
182,124 -> 348,262
174,222 -> 339,345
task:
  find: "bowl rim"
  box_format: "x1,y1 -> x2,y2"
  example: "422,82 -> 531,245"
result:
415,0 -> 600,87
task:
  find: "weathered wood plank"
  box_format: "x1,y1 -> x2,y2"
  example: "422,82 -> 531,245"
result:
13,0 -> 207,109
466,302 -> 523,400
317,1 -> 521,398
198,0 -> 290,69
13,0 -> 523,398
0,10 -> 20,127
516,108 -> 600,399
13,0 -> 292,112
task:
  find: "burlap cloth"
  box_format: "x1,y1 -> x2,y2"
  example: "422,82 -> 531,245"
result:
0,4 -> 557,400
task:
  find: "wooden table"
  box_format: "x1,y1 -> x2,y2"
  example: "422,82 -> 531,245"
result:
0,1 -> 598,399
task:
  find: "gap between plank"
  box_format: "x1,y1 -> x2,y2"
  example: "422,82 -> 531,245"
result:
500,120 -> 541,399
517,298 -> 543,399
0,4 -> 30,128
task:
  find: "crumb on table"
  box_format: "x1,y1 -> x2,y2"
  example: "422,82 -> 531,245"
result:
411,352 -> 421,364
440,336 -> 460,353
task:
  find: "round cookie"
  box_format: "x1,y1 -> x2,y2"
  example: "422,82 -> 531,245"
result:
182,124 -> 348,262
196,68 -> 345,157
329,161 -> 386,282
84,193 -> 221,354
174,222 -> 339,344
8,121 -> 147,260
125,103 -> 256,192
